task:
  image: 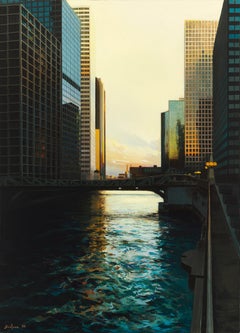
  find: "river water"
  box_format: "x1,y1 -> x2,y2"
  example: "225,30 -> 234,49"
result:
0,191 -> 200,333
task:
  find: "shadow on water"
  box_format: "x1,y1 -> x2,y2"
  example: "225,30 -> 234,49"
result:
0,191 -> 201,333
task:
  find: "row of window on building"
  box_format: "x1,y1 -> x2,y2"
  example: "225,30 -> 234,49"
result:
161,8 -> 240,183
0,1 -> 106,181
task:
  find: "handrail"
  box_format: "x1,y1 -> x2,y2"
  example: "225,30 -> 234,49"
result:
206,181 -> 214,333
215,184 -> 240,259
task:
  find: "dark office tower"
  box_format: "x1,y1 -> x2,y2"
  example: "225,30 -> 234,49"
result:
95,78 -> 106,180
161,111 -> 169,171
0,4 -> 61,179
184,20 -> 218,172
0,0 -> 81,179
213,0 -> 240,182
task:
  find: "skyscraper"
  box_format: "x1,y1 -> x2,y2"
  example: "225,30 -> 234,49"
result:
61,0 -> 81,179
0,0 -> 81,179
95,78 -> 106,179
184,20 -> 218,171
0,4 -> 61,179
168,99 -> 185,170
161,111 -> 169,171
213,0 -> 240,182
73,7 -> 95,180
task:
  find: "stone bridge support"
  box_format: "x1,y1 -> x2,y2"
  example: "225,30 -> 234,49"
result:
159,182 -> 208,221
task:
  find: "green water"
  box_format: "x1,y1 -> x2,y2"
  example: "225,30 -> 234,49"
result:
0,191 -> 200,332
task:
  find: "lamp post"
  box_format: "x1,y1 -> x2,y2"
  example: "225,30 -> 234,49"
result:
205,160 -> 217,184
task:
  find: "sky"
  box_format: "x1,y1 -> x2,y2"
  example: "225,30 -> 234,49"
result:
68,0 -> 223,176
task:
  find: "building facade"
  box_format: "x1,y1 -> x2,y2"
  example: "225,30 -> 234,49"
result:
161,111 -> 169,171
95,78 -> 106,179
61,0 -> 81,179
0,4 -> 61,179
213,0 -> 240,182
168,99 -> 185,170
130,166 -> 162,178
0,0 -> 81,179
184,20 -> 218,171
73,7 -> 95,180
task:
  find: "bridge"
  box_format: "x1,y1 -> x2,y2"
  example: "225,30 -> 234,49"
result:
0,173 -> 239,332
0,173 -> 198,209
0,173 -> 197,191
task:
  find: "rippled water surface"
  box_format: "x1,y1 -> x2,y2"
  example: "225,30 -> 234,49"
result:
0,191 -> 200,333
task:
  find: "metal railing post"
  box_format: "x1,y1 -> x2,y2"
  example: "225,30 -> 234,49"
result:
206,181 -> 214,333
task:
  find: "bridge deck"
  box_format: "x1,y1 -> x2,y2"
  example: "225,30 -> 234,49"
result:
211,186 -> 240,333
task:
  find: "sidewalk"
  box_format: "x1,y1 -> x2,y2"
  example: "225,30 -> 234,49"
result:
211,185 -> 240,333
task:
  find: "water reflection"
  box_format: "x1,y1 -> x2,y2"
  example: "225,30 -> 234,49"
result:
0,190 -> 200,333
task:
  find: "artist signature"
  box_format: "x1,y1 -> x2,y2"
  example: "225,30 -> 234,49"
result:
0,324 -> 26,331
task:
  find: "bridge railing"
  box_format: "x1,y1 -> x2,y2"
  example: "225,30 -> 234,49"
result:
0,174 -> 199,189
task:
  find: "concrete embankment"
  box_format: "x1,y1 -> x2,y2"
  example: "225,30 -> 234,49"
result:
181,184 -> 240,333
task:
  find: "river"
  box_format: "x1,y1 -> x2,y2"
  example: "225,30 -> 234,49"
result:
0,190 -> 200,333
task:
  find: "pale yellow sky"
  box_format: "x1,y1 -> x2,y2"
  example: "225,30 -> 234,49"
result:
68,0 -> 223,175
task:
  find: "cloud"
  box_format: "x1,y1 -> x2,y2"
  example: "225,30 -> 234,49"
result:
106,135 -> 160,175
68,0 -> 222,176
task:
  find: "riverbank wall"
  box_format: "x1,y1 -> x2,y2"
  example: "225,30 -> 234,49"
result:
158,181 -> 209,333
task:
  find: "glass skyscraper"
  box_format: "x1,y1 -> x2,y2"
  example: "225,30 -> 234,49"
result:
213,0 -> 240,182
0,0 -> 81,179
168,99 -> 185,170
61,0 -> 81,179
184,20 -> 218,171
160,100 -> 184,171
0,4 -> 61,179
161,111 -> 169,171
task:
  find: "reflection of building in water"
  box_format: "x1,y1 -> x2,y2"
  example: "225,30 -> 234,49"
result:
0,4 -> 61,179
184,20 -> 218,171
87,192 -> 107,253
95,78 -> 106,180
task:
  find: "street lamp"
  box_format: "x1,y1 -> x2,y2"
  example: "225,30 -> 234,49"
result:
205,161 -> 217,168
205,160 -> 217,184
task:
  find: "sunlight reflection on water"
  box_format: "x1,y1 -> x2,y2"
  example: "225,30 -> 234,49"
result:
0,190 -> 200,333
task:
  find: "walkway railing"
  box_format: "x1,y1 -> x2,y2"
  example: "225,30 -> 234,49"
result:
190,180 -> 213,333
206,182 -> 214,333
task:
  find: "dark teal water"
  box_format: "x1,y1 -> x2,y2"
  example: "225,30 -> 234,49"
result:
0,191 -> 200,333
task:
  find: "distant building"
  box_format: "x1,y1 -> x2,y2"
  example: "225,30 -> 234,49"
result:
168,99 -> 185,170
74,7 -> 95,180
161,111 -> 169,171
184,20 -> 218,171
0,0 -> 82,179
118,173 -> 127,179
213,0 -> 240,182
95,78 -> 106,179
0,4 -> 61,179
130,166 -> 162,178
